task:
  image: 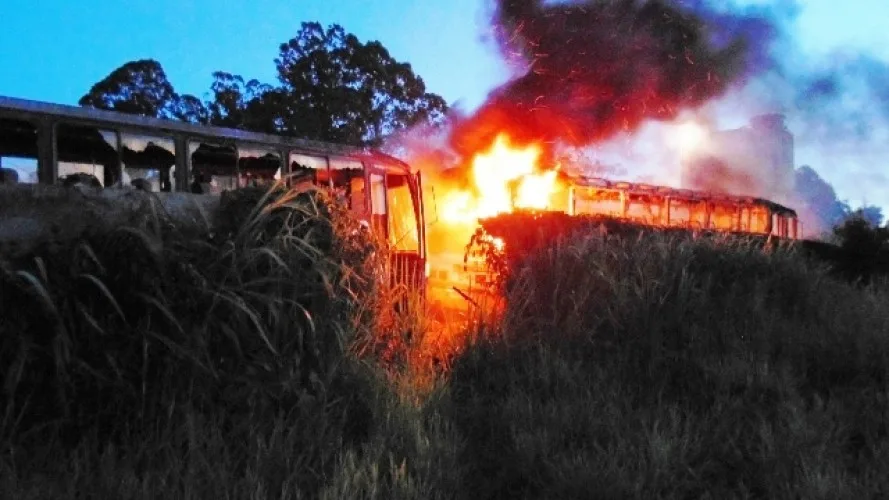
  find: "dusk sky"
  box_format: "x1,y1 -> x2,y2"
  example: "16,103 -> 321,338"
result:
2,0 -> 888,211
0,0 -> 511,110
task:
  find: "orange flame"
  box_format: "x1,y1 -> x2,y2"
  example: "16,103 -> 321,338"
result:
440,134 -> 558,224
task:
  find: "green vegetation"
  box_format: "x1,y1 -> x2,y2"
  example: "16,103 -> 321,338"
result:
78,22 -> 448,147
0,185 -> 396,497
450,224 -> 889,498
2,199 -> 889,498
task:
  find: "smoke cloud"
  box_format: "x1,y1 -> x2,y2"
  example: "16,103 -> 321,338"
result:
388,0 -> 888,239
512,0 -> 889,236
683,2 -> 889,234
793,53 -> 889,143
448,0 -> 780,161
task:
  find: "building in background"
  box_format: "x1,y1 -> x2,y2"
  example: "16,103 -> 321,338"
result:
681,114 -> 795,205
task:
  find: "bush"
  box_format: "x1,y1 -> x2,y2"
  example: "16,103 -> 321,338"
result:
447,225 -> 889,498
0,184 -> 389,497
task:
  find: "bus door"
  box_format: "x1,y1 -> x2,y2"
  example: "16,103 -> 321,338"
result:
365,164 -> 426,296
389,169 -> 425,294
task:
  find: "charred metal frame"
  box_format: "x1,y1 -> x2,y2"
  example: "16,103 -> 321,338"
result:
0,95 -> 427,287
567,175 -> 801,239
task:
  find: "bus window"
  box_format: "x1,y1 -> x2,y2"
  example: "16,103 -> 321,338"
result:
776,215 -> 789,238
289,153 -> 329,191
238,147 -> 280,188
0,118 -> 38,184
750,206 -> 769,233
709,201 -> 738,232
330,157 -> 366,216
56,123 -> 120,188
668,198 -> 691,227
626,193 -> 664,225
573,189 -> 623,218
369,173 -> 387,239
189,141 -> 237,195
120,134 -> 176,192
386,173 -> 419,252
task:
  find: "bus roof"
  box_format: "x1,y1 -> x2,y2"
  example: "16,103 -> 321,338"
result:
0,95 -> 410,169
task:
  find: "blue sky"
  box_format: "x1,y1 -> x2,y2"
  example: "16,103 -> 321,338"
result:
0,0 -> 511,110
2,0 -> 888,211
1,0 -> 886,109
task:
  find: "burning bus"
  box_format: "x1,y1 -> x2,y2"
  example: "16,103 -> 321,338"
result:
422,131 -> 802,311
0,95 -> 428,293
566,176 -> 800,240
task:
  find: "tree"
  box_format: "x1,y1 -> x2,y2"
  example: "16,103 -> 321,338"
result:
79,59 -> 205,120
205,72 -> 280,133
833,210 -> 889,256
80,23 -> 448,146
275,22 -> 448,146
170,94 -> 210,124
858,205 -> 884,227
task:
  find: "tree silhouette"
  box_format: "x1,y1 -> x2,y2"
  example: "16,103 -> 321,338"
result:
832,211 -> 889,283
206,72 -> 279,133
857,205 -> 884,227
79,24 -> 448,147
79,59 -> 204,120
274,22 -> 448,146
170,94 -> 210,124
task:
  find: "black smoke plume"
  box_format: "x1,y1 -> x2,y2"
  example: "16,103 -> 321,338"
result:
449,0 -> 779,160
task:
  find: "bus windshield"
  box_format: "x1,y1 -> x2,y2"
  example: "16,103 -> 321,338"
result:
386,172 -> 419,252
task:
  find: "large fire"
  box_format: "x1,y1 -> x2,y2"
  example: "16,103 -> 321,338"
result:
439,134 -> 559,225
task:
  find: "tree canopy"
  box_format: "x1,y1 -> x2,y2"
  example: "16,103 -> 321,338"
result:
79,59 -> 196,119
832,209 -> 889,258
274,22 -> 447,146
78,23 -> 448,147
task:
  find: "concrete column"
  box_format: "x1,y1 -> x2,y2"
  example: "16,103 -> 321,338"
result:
174,135 -> 188,192
36,119 -> 57,184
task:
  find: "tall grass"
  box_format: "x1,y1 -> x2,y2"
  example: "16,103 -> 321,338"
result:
447,226 -> 889,499
3,198 -> 889,498
0,184 -> 406,497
